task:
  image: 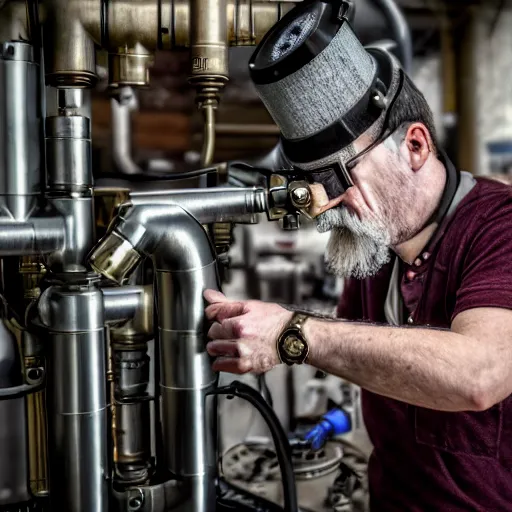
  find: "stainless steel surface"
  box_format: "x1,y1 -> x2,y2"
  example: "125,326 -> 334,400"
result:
111,88 -> 143,175
102,285 -> 147,324
0,42 -> 40,220
89,187 -> 270,512
129,187 -> 267,221
46,88 -> 91,118
46,195 -> 95,272
0,2 -> 306,510
0,215 -> 65,256
38,282 -> 108,512
45,116 -> 92,189
0,316 -> 30,506
159,332 -> 216,474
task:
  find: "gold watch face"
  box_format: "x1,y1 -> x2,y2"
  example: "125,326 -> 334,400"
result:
284,335 -> 305,357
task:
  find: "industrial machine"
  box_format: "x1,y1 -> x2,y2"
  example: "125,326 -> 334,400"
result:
0,1 -> 309,511
0,0 -> 413,511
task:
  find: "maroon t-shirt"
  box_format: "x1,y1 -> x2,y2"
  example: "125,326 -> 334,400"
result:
337,178 -> 512,511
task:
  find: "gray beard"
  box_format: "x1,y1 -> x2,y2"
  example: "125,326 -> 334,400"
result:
316,207 -> 391,279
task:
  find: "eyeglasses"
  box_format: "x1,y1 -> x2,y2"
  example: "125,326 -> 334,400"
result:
293,125 -> 394,200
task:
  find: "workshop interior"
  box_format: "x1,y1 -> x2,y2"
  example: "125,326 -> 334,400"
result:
0,0 -> 508,511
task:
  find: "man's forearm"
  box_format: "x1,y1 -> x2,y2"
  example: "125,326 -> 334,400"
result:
304,318 -> 488,411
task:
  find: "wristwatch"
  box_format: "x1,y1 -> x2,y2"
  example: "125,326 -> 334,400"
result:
277,312 -> 310,366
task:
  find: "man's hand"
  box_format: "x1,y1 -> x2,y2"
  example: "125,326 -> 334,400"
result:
204,289 -> 293,374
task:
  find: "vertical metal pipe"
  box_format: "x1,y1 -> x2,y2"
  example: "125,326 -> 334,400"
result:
0,42 -> 40,220
111,87 -> 143,175
156,259 -> 219,512
45,91 -> 96,271
38,277 -> 108,512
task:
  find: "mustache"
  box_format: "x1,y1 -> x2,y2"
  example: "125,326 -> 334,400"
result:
316,206 -> 392,279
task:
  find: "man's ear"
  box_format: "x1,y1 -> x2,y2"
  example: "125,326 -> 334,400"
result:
405,123 -> 432,172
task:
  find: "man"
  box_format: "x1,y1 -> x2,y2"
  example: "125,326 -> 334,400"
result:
205,2 -> 512,510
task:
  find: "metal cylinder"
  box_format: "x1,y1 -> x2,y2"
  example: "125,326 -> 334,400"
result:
111,88 -> 142,175
109,45 -> 154,89
38,278 -> 108,512
190,0 -> 228,81
158,268 -> 218,512
169,0 -> 296,48
102,285 -> 145,324
44,0 -> 97,88
45,116 -> 92,190
114,347 -> 152,484
0,42 -> 40,221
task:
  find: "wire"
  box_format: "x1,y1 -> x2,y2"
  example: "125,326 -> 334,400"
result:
210,381 -> 298,512
96,166 -> 218,182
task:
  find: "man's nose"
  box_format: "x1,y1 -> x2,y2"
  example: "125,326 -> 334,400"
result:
308,184 -> 345,218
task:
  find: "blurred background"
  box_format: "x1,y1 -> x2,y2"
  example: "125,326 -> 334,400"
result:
89,1 -> 512,510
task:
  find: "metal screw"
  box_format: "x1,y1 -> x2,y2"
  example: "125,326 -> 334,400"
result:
291,187 -> 310,207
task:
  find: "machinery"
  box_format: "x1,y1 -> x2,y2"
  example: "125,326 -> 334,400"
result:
0,0 -> 413,511
0,1 -> 309,511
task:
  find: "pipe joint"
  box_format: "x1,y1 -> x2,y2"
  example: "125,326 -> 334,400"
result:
102,285 -> 154,341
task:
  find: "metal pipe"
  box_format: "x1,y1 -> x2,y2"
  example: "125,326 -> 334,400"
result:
201,104 -> 216,166
37,277 -> 108,512
373,0 -> 413,73
0,216 -> 65,256
129,187 -> 267,222
102,285 -> 146,324
111,88 -> 143,175
45,91 -> 96,272
88,187 -> 269,512
0,41 -> 40,221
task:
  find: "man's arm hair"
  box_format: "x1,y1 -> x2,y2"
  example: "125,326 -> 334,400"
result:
303,307 -> 512,412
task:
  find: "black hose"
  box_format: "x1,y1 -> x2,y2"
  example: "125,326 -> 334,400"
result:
209,380 -> 298,512
373,0 -> 413,73
0,379 -> 45,401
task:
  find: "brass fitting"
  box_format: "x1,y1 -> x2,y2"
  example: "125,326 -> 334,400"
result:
40,0 -> 295,89
108,43 -> 154,88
